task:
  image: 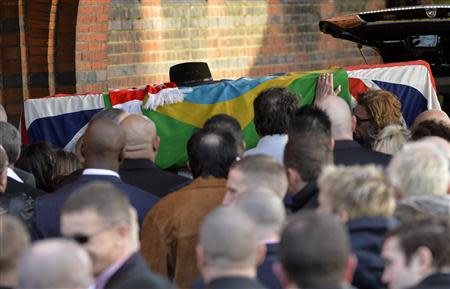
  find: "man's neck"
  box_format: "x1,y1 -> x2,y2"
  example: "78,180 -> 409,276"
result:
203,267 -> 256,284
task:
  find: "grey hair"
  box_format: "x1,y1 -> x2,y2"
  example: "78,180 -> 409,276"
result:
387,141 -> 449,197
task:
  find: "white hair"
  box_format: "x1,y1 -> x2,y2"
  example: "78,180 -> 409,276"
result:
387,141 -> 449,198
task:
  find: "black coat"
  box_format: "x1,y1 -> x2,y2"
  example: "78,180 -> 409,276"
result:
334,140 -> 391,168
119,159 -> 190,198
348,216 -> 395,289
406,273 -> 450,289
105,253 -> 172,289
206,277 -> 267,289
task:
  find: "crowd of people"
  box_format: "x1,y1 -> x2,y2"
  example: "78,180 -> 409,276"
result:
0,72 -> 449,289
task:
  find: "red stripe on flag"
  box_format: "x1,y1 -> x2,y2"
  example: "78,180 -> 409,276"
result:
348,78 -> 369,101
108,88 -> 147,106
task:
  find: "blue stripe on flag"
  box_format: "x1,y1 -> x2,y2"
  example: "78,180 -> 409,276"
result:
27,108 -> 102,148
183,76 -> 278,104
373,80 -> 427,127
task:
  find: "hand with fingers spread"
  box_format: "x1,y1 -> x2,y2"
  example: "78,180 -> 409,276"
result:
314,73 -> 341,109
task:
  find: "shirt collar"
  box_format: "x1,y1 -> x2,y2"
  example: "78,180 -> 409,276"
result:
82,168 -> 120,178
7,167 -> 24,183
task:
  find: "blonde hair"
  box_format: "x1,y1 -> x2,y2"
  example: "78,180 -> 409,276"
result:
359,89 -> 402,130
318,165 -> 395,219
373,124 -> 410,155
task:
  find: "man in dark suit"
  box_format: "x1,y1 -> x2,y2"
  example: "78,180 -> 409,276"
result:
33,118 -> 159,239
119,114 -> 190,198
274,212 -> 357,289
60,181 -> 171,289
381,218 -> 450,289
315,73 -> 391,167
0,122 -> 42,196
197,206 -> 267,289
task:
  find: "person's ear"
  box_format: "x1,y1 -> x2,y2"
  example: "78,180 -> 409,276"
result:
412,246 -> 433,275
273,262 -> 292,288
337,209 -> 350,224
152,136 -> 160,153
352,115 -> 357,132
0,169 -> 7,192
196,244 -> 207,271
256,243 -> 267,266
329,138 -> 335,150
343,254 -> 358,284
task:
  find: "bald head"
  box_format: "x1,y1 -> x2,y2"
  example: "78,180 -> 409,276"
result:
82,118 -> 125,171
198,206 -> 258,272
121,114 -> 159,161
235,191 -> 285,241
319,97 -> 353,139
17,239 -> 92,289
413,109 -> 450,129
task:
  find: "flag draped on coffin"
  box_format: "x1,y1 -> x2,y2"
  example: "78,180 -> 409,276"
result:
21,93 -> 107,151
20,60 -> 440,169
142,69 -> 350,169
347,60 -> 440,127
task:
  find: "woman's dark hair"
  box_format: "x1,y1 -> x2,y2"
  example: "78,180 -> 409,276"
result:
16,142 -> 55,192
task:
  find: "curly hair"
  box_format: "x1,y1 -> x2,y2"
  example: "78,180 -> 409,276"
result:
358,89 -> 402,131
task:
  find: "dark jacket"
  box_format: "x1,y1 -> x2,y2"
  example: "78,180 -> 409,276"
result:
334,140 -> 391,168
105,253 -> 172,289
14,167 -> 36,188
406,273 -> 450,289
5,177 -> 46,198
348,216 -> 394,289
192,243 -> 282,289
206,277 -> 267,289
0,190 -> 34,230
119,158 -> 191,198
33,174 -> 159,239
290,180 -> 319,213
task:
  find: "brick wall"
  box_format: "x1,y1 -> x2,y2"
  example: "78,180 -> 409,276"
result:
99,0 -> 385,91
2,0 -> 390,118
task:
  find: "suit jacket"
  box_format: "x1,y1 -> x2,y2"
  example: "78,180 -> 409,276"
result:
5,177 -> 46,198
105,253 -> 172,289
33,174 -> 159,239
13,167 -> 36,188
140,177 -> 227,289
406,273 -> 450,289
119,158 -> 191,198
334,140 -> 391,168
206,277 -> 267,289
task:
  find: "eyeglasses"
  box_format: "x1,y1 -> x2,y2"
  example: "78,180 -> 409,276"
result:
65,221 -> 123,245
352,108 -> 371,123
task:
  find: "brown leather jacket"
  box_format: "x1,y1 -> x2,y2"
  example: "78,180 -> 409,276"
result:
140,177 -> 226,289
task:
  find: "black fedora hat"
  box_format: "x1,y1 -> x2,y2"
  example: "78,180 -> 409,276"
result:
169,62 -> 214,86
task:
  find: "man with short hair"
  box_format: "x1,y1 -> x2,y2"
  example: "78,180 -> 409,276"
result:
411,109 -> 450,129
140,127 -> 240,289
274,211 -> 356,289
387,141 -> 449,198
315,73 -> 391,167
17,239 -> 92,289
119,114 -> 190,198
0,122 -> 38,190
33,118 -> 159,238
203,113 -> 245,156
223,154 -> 288,205
197,205 -> 267,289
318,164 -> 396,289
0,215 -> 30,289
381,218 -> 450,289
60,181 -> 170,289
411,119 -> 450,142
0,145 -> 34,229
284,106 -> 333,212
245,88 -> 299,164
